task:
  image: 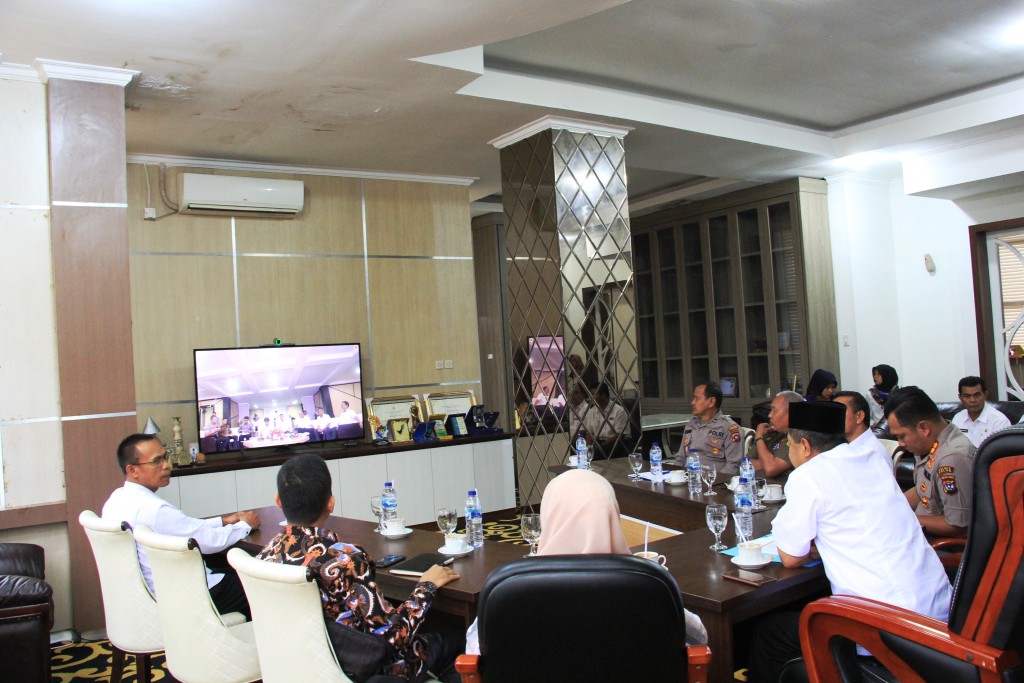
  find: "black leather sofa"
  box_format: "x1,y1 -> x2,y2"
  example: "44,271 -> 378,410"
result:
0,543 -> 54,683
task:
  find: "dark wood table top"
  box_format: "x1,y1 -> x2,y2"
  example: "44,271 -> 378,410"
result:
237,505 -> 527,622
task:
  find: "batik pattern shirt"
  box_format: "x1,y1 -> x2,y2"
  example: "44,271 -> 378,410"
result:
257,525 -> 437,679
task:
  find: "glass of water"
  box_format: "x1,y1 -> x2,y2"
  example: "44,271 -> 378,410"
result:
520,513 -> 542,557
752,478 -> 768,511
706,503 -> 728,551
436,507 -> 457,535
627,450 -> 644,480
701,463 -> 718,495
370,496 -> 383,533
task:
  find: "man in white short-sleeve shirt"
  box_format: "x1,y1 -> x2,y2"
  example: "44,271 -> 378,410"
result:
748,402 -> 951,683
832,390 -> 892,470
951,376 -> 1010,448
102,433 -> 261,618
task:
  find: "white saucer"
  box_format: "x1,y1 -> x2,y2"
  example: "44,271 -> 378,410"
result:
763,496 -> 786,504
438,544 -> 473,557
731,554 -> 773,570
665,477 -> 689,486
381,528 -> 413,539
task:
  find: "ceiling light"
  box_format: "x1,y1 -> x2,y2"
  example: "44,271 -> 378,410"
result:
1001,19 -> 1024,45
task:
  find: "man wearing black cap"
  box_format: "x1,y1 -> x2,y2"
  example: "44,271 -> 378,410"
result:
748,401 -> 951,683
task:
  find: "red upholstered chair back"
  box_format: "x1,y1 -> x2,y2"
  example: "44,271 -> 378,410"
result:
947,426 -> 1024,652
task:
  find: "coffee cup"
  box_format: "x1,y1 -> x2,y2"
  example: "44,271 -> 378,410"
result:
568,454 -> 578,466
729,475 -> 740,489
667,470 -> 687,484
738,542 -> 763,565
384,518 -> 406,533
764,484 -> 784,501
443,533 -> 467,552
634,551 -> 668,567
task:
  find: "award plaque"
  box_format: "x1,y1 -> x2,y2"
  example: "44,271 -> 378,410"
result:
367,395 -> 423,424
388,418 -> 411,442
425,390 -> 476,418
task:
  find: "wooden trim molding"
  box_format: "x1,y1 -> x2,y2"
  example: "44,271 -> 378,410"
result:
0,503 -> 67,531
969,217 -> 1024,392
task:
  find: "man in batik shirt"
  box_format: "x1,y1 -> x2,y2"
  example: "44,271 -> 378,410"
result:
258,454 -> 462,681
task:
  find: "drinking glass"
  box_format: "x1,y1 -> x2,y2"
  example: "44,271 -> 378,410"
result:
627,450 -> 644,480
436,507 -> 457,535
520,513 -> 542,557
701,463 -> 718,495
706,503 -> 728,551
753,478 -> 768,511
370,495 -> 383,532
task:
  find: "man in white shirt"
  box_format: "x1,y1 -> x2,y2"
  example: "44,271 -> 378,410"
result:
749,401 -> 951,683
581,383 -> 630,458
951,376 -> 1010,448
337,400 -> 361,424
102,433 -> 261,618
832,390 -> 891,469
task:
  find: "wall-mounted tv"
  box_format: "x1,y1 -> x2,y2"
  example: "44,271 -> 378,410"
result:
193,343 -> 364,455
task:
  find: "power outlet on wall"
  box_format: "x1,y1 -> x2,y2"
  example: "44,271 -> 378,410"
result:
143,207 -> 157,220
444,360 -> 453,369
435,360 -> 444,370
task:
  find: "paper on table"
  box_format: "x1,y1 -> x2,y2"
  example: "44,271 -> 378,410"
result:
638,471 -> 671,482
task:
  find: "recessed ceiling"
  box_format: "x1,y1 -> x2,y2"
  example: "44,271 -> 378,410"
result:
3,0 -> 1024,207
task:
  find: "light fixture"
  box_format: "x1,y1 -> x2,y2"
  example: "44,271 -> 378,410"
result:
143,417 -> 161,435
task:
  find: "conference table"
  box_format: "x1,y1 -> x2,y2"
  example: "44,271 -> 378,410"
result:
239,468 -> 828,683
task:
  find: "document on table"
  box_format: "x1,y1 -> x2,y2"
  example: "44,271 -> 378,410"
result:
638,472 -> 671,482
721,533 -> 822,567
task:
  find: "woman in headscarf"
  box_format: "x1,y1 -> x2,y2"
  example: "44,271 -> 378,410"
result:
867,364 -> 900,429
465,469 -> 707,653
804,369 -> 838,402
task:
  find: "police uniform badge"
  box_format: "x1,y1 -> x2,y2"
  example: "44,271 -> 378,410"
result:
729,424 -> 740,443
937,465 -> 957,494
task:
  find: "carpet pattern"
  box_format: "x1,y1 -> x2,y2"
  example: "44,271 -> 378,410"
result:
51,639 -> 170,682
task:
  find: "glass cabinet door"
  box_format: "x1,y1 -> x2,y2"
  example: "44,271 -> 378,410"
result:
634,232 -> 659,397
708,215 -> 737,388
657,227 -> 684,397
738,207 -> 771,400
768,200 -> 805,394
682,221 -> 708,387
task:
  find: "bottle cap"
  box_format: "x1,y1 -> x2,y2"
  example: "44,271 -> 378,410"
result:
384,481 -> 393,487
652,442 -> 660,447
468,489 -> 477,496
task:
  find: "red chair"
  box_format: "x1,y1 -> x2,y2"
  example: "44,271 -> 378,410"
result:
796,426 -> 1024,682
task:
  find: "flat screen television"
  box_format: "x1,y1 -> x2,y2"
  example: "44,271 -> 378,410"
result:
193,343 -> 364,455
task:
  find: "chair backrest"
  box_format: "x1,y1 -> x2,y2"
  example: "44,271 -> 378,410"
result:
227,548 -> 351,683
879,438 -> 899,457
476,554 -> 689,682
78,510 -> 164,654
948,426 -> 1024,652
133,525 -> 261,683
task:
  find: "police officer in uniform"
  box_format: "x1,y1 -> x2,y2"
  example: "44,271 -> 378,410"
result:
678,381 -> 742,474
885,386 -> 976,537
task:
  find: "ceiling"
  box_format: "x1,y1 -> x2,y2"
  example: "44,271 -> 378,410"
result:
3,0 -> 1024,211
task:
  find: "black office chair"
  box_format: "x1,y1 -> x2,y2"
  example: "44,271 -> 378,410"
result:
788,425 -> 1024,683
455,554 -> 711,683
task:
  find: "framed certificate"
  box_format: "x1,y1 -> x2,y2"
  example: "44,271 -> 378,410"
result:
425,390 -> 476,417
388,418 -> 411,442
367,395 -> 423,425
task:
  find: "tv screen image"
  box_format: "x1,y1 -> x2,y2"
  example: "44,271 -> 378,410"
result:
193,343 -> 363,454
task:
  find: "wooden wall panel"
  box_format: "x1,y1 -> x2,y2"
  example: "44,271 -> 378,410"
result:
237,174 -> 363,253
130,254 -> 237,403
236,255 -> 370,347
128,166 -> 233,254
48,79 -> 126,205
51,205 -> 135,416
368,258 -> 479,387
364,180 -> 472,257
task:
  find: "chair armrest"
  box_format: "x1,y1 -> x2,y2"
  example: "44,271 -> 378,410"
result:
219,611 -> 247,627
800,595 -> 1019,683
930,538 -> 966,552
455,654 -> 480,683
686,644 -> 712,683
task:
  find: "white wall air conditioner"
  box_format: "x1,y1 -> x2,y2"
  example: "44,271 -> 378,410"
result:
180,173 -> 305,216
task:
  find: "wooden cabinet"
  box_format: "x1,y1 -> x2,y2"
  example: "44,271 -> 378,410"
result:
632,178 -> 837,424
165,437 -> 515,525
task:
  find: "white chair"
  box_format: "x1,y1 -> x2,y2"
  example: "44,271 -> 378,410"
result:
79,510 -> 166,683
133,525 -> 260,683
879,438 -> 900,457
227,548 -> 352,683
740,426 -> 756,453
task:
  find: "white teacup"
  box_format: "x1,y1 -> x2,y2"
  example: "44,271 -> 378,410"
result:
634,550 -> 668,567
568,455 -> 578,466
764,484 -> 784,501
384,518 -> 406,533
667,470 -> 687,484
443,533 -> 467,552
738,541 -> 763,565
729,475 -> 740,489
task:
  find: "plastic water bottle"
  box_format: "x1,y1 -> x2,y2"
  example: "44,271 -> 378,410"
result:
575,434 -> 589,470
381,481 -> 398,522
465,489 -> 484,548
650,442 -> 663,479
686,449 -> 702,494
739,454 -> 755,484
735,477 -> 753,538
